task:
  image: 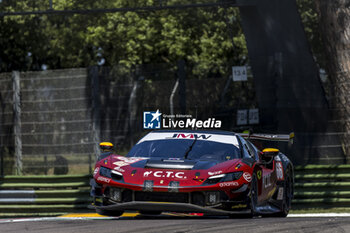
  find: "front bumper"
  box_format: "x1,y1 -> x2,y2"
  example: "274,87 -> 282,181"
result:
91,178 -> 250,214
93,201 -> 251,215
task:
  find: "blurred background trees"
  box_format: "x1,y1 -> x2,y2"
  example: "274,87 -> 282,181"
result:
0,0 -> 328,77
313,0 -> 350,156
0,0 -> 246,78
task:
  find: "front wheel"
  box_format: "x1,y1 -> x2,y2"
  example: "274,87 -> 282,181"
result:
96,208 -> 124,217
249,173 -> 258,217
230,173 -> 258,219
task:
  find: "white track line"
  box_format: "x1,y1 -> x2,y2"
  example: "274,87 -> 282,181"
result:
288,213 -> 350,217
2,213 -> 350,223
0,217 -> 118,223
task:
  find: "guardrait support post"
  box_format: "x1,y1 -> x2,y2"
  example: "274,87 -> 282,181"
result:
13,71 -> 22,175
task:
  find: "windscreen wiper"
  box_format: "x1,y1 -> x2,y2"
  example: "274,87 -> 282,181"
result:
183,138 -> 198,160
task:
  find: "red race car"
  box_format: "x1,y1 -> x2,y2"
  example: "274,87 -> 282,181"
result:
90,130 -> 294,217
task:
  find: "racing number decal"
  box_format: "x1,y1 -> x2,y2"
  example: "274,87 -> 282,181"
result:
276,162 -> 284,181
143,171 -> 187,179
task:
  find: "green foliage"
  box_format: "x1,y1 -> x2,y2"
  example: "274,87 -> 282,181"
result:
0,0 -> 246,77
296,0 -> 326,68
0,0 -> 322,75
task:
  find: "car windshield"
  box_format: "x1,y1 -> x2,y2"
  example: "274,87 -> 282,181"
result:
126,139 -> 241,162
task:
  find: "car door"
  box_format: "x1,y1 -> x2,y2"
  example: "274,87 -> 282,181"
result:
245,140 -> 277,203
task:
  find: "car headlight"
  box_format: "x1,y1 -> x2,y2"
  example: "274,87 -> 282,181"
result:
221,172 -> 243,182
99,166 -> 112,178
204,172 -> 243,185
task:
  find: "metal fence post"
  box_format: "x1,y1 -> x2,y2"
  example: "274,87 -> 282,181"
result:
90,66 -> 101,160
170,79 -> 179,116
13,71 -> 22,175
177,60 -> 186,114
128,80 -> 139,148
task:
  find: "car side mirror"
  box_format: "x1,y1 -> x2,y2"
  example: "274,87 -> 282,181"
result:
260,148 -> 279,166
262,148 -> 279,158
100,142 -> 114,152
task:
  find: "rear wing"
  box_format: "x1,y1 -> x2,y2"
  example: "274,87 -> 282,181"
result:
238,132 -> 294,145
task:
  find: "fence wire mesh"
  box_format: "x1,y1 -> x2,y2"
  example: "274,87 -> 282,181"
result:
19,69 -> 93,175
1,65 -> 255,175
0,63 -> 348,175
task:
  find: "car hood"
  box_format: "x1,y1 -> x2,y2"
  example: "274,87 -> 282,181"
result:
96,155 -> 250,186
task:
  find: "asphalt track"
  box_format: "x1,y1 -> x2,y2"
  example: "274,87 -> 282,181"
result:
1,213 -> 350,233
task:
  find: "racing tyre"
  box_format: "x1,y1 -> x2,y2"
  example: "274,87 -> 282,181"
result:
139,211 -> 162,215
231,173 -> 258,219
249,173 -> 258,217
96,208 -> 124,217
276,167 -> 292,217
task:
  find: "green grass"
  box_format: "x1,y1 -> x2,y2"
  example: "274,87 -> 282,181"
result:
0,182 -> 89,189
290,208 -> 350,214
295,164 -> 350,170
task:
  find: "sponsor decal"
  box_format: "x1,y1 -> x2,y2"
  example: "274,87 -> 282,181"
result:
169,133 -> 211,140
138,132 -> 240,147
143,171 -> 187,179
117,157 -> 144,163
243,172 -> 252,182
257,170 -> 262,180
104,160 -> 108,165
93,167 -> 99,176
219,181 -> 239,187
113,167 -> 125,173
97,176 -> 111,183
112,157 -> 145,168
276,162 -> 284,180
143,171 -> 153,177
143,110 -> 162,129
277,187 -> 284,200
263,173 -> 272,188
208,171 -> 222,176
231,204 -> 247,209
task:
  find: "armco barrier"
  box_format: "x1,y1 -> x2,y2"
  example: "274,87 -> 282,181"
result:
0,175 -> 93,217
293,164 -> 350,210
1,166 -> 350,217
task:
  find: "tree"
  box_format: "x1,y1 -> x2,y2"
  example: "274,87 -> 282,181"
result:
296,0 -> 326,68
314,0 -> 350,158
0,0 -> 247,78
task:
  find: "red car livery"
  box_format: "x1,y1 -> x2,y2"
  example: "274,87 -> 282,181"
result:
90,130 -> 294,217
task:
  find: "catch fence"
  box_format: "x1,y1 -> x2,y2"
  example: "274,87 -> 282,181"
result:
0,64 -> 349,175
1,65 -> 251,175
